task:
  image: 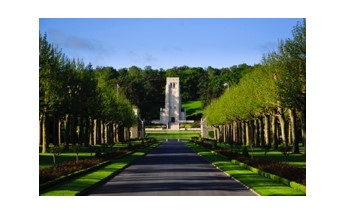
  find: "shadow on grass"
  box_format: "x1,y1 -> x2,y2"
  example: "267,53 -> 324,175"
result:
187,143 -> 305,196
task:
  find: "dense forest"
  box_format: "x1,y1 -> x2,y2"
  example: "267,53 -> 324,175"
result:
204,20 -> 306,154
117,63 -> 254,120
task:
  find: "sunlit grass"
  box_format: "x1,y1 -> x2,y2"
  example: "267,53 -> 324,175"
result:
40,144 -> 159,196
182,100 -> 203,118
186,142 -> 305,196
146,130 -> 200,140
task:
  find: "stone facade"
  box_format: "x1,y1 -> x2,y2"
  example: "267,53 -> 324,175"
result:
160,77 -> 186,129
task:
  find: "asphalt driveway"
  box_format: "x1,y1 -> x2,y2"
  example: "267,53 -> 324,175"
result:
86,140 -> 257,196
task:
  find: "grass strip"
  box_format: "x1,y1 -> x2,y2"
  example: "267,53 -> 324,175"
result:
146,130 -> 200,140
40,143 -> 159,196
186,142 -> 305,196
39,160 -> 111,192
231,159 -> 306,193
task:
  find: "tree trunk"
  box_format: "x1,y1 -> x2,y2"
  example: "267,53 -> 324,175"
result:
241,122 -> 246,145
223,125 -> 227,143
274,118 -> 279,149
41,113 -> 48,153
100,120 -> 104,144
113,123 -> 116,143
264,115 -> 270,146
93,119 -> 97,145
118,125 -> 125,143
255,119 -> 260,147
114,123 -> 118,143
290,108 -> 299,153
276,113 -> 286,146
214,127 -> 217,142
75,116 -> 80,144
64,114 -> 70,148
39,114 -> 43,146
236,121 -> 240,144
58,118 -> 62,145
253,120 -> 257,147
245,121 -> 249,146
88,117 -> 93,146
271,115 -> 278,150
249,120 -> 254,146
300,112 -> 306,154
232,122 -> 237,144
259,116 -> 264,146
104,122 -> 108,144
287,117 -> 291,146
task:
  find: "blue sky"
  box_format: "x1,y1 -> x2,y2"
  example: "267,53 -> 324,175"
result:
39,18 -> 303,70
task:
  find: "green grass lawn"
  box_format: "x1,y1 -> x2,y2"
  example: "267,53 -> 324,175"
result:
182,100 -> 203,119
39,143 -> 132,169
146,130 -> 200,140
40,143 -> 159,196
213,142 -> 306,168
186,142 -> 305,196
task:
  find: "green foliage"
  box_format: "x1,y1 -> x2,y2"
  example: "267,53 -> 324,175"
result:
274,20 -> 306,112
208,131 -> 214,138
199,64 -> 253,107
204,64 -> 279,126
182,100 -> 203,119
40,33 -> 137,152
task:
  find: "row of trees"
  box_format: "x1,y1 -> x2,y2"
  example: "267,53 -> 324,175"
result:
39,33 -> 137,153
204,20 -> 306,153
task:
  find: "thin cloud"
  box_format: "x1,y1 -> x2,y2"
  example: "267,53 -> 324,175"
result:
128,51 -> 139,63
259,41 -> 277,52
65,36 -> 107,53
127,51 -> 158,64
47,28 -> 108,53
145,54 -> 158,63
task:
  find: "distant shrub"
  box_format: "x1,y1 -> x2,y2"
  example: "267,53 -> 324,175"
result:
208,131 -> 214,138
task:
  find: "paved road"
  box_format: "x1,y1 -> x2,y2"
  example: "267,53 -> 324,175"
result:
87,140 -> 257,196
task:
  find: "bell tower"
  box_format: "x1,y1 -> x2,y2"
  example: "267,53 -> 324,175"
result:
160,77 -> 186,129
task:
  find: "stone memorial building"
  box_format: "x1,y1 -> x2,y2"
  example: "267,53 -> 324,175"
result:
160,77 -> 186,130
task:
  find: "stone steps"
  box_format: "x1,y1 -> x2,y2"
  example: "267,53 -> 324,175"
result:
169,123 -> 179,130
